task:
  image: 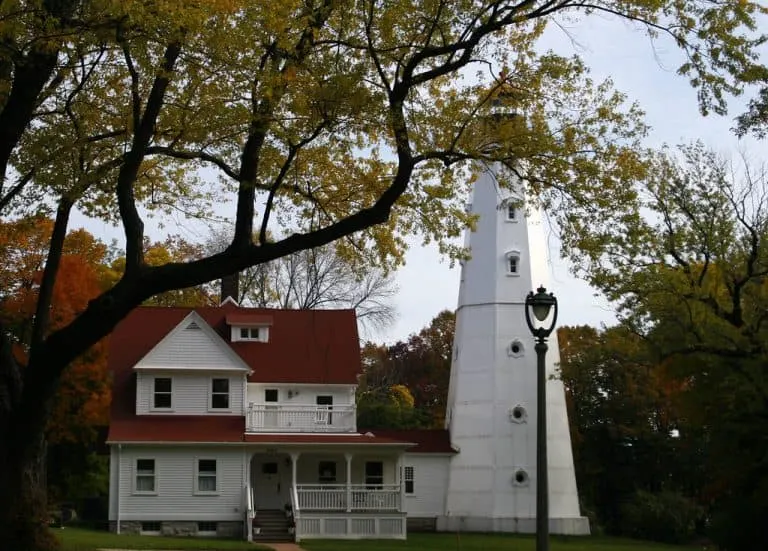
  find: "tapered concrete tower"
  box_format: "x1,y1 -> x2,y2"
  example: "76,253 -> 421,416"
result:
438,160 -> 590,534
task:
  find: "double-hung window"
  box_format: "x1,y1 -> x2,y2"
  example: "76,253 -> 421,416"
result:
318,461 -> 337,483
404,466 -> 415,494
153,377 -> 172,409
196,459 -> 217,493
135,459 -> 156,493
211,378 -> 230,410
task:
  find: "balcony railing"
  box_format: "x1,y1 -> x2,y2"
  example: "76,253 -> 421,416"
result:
296,484 -> 402,512
246,403 -> 356,433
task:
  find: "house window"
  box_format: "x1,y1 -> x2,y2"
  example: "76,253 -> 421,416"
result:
404,466 -> 414,494
318,461 -> 337,483
506,204 -> 518,221
135,459 -> 156,493
365,461 -> 383,488
211,378 -> 230,409
196,459 -> 217,493
262,462 -> 278,475
153,377 -> 172,409
197,521 -> 217,536
238,326 -> 269,342
140,521 -> 161,534
265,389 -> 278,402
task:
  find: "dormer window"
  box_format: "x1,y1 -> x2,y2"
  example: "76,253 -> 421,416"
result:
226,313 -> 273,343
233,325 -> 269,342
505,250 -> 521,276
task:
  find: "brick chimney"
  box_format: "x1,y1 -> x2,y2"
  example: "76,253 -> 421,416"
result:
220,273 -> 239,305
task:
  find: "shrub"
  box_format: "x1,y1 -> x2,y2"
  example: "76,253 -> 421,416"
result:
619,490 -> 703,544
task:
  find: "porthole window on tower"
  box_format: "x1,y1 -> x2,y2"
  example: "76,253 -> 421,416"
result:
509,405 -> 527,424
505,251 -> 521,277
508,340 -> 525,357
513,469 -> 529,487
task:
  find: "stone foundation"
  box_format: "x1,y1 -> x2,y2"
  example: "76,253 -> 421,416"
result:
161,521 -> 198,537
109,520 -> 244,538
110,520 -> 142,534
217,521 -> 244,539
436,516 -> 590,535
407,517 -> 437,532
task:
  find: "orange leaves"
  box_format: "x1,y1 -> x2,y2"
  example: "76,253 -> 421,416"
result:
0,216 -> 112,444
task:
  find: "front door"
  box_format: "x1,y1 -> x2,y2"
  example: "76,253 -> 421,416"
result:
252,455 -> 288,510
264,389 -> 279,428
316,395 -> 333,425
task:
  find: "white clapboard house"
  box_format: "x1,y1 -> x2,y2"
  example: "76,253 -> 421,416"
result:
107,160 -> 590,542
106,293 -> 455,542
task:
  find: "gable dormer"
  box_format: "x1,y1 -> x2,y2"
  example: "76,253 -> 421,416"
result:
226,313 -> 273,343
132,312 -> 250,416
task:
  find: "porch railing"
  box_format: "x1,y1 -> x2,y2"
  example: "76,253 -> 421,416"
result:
296,484 -> 401,512
246,403 -> 356,432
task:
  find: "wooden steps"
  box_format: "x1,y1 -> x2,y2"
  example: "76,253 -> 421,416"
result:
252,509 -> 294,543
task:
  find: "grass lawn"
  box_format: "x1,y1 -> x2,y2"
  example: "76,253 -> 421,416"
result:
56,527 -> 262,550
301,533 -> 700,551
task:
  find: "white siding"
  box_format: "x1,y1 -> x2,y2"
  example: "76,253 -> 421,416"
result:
136,371 -> 246,415
118,446 -> 246,521
247,383 -> 355,407
137,320 -> 246,370
402,454 -> 451,517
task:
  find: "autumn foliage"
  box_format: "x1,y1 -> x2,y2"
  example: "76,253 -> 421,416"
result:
0,217 -> 111,444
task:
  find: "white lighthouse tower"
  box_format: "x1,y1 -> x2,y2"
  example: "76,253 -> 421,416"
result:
438,160 -> 590,535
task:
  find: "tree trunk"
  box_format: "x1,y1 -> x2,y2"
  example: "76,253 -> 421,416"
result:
0,329 -> 59,551
0,426 -> 58,551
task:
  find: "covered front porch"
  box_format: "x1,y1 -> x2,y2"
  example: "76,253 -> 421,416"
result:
244,438 -> 412,541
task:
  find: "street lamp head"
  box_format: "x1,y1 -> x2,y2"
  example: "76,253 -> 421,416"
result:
525,285 -> 558,340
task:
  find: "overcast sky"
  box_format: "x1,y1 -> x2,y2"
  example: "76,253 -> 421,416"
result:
380,13 -> 765,343
71,12 -> 765,344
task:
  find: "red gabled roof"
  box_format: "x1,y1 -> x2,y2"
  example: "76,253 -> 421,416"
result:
108,305 -> 361,384
107,305 -> 362,443
361,429 -> 456,453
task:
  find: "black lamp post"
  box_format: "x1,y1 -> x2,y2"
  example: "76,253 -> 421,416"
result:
524,285 -> 558,551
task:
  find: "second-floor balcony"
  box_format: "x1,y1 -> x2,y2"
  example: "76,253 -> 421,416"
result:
246,403 -> 356,433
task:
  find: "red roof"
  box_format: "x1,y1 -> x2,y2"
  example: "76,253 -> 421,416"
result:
107,305 -> 362,443
109,416 -> 245,443
226,313 -> 273,325
107,417 -> 414,446
108,305 -> 361,384
361,429 -> 456,453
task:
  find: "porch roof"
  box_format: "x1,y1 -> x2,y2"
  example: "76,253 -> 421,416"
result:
360,429 -> 457,454
107,415 -> 244,443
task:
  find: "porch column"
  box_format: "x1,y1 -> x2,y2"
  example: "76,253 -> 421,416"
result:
344,452 -> 353,513
290,452 -> 301,507
397,453 -> 405,512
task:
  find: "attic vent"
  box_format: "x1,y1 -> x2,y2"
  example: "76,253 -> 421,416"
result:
186,321 -> 201,330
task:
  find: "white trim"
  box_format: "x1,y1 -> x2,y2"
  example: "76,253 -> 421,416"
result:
150,376 -> 173,411
194,457 -> 220,495
208,376 -> 232,412
505,203 -> 519,222
231,325 -> 269,343
132,457 -> 157,496
403,465 -> 415,495
133,311 -> 250,372
504,249 -> 522,277
116,444 -> 121,534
